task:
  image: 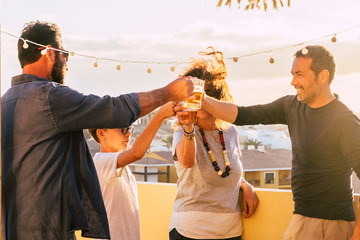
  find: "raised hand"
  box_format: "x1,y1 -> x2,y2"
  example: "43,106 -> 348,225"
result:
174,103 -> 193,126
165,77 -> 194,102
156,101 -> 177,119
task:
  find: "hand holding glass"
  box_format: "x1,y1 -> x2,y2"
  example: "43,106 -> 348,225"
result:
181,77 -> 204,123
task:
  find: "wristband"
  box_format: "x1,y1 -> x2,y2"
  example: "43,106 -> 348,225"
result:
183,127 -> 195,140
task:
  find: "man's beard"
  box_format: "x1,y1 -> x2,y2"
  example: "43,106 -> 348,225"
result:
51,55 -> 65,84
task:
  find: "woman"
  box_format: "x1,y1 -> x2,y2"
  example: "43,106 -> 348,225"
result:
169,47 -> 259,240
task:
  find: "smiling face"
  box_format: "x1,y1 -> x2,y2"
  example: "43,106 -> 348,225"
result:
291,57 -> 321,106
98,128 -> 131,152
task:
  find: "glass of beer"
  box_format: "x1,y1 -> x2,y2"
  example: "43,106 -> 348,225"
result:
182,77 -> 204,123
182,77 -> 204,109
184,109 -> 197,123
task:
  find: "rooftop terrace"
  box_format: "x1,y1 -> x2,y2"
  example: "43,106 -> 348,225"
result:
76,182 -> 360,240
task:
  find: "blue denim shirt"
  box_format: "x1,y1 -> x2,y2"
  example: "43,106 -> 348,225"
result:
1,74 -> 141,239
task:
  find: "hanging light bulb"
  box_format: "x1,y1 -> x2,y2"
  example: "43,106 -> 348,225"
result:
70,51 -> 75,57
269,52 -> 275,64
41,47 -> 48,55
331,34 -> 337,43
93,59 -> 98,68
170,66 -> 176,72
301,46 -> 308,55
233,57 -> 239,62
116,64 -> 122,71
22,40 -> 29,49
147,65 -> 152,74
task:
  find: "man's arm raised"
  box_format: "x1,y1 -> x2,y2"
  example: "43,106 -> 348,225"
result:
137,77 -> 193,117
201,93 -> 239,124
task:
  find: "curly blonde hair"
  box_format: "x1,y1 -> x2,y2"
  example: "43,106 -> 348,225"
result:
178,47 -> 233,129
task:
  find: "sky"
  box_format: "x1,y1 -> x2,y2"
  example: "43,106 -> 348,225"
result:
1,0 -> 360,112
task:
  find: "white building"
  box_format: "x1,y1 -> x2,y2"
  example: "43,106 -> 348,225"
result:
237,125 -> 291,150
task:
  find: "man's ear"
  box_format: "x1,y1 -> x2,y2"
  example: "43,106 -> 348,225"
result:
318,69 -> 330,85
97,129 -> 105,139
44,45 -> 56,64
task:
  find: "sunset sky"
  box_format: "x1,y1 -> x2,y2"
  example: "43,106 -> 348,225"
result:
2,0 -> 360,111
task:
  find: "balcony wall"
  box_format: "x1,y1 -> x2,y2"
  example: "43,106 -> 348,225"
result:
76,182 -> 360,240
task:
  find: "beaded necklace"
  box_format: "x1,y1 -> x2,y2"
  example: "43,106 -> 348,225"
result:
199,127 -> 231,178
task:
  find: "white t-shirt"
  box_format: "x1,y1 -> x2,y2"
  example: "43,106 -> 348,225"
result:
93,152 -> 140,240
170,125 -> 243,239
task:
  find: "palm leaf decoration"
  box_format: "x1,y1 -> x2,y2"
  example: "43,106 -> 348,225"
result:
217,0 -> 290,11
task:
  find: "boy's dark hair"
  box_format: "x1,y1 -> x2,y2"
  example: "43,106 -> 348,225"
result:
18,20 -> 62,68
88,129 -> 100,143
294,45 -> 336,84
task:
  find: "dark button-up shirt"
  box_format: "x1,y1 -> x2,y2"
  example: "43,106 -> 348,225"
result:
1,74 -> 141,239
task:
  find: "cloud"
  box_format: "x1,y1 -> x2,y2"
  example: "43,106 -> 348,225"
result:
62,18 -> 360,69
2,0 -> 360,112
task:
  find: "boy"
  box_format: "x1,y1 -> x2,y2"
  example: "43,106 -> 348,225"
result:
88,102 -> 176,240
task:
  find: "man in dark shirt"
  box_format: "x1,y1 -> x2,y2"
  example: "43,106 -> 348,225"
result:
200,45 -> 360,239
1,21 -> 194,240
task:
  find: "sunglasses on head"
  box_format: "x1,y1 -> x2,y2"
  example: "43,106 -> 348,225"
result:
121,126 -> 134,135
38,46 -> 69,62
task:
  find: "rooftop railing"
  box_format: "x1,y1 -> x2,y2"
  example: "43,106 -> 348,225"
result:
76,182 -> 360,240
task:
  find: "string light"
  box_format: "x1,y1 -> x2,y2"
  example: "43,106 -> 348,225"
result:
331,34 -> 337,43
301,46 -> 308,55
147,65 -> 152,74
93,58 -> 99,68
22,39 -> 29,49
41,47 -> 48,55
1,23 -> 360,71
116,64 -> 122,71
269,51 -> 275,64
170,63 -> 180,72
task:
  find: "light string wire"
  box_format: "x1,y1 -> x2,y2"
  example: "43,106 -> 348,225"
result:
1,24 -> 360,70
4,31 -> 70,55
226,24 -> 360,62
0,30 -> 191,66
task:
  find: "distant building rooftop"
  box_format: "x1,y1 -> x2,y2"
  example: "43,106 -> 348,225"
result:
241,149 -> 360,193
241,149 -> 292,171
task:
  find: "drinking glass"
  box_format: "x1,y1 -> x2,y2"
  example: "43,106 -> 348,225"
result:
181,77 -> 204,123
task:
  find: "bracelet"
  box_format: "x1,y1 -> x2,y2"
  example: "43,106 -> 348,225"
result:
183,127 -> 195,140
